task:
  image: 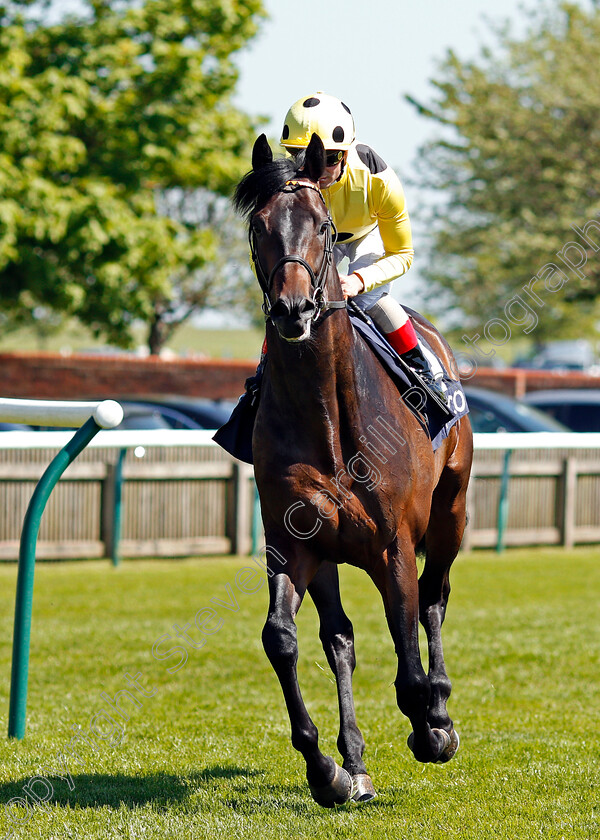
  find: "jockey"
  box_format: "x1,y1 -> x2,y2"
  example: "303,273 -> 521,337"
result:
280,91 -> 446,404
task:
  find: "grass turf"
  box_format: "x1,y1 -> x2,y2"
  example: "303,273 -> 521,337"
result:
0,548 -> 598,839
0,323 -> 264,360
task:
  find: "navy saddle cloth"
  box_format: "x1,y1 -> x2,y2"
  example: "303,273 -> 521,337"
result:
213,311 -> 469,465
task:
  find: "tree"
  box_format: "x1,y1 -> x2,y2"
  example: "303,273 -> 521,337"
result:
407,1 -> 600,356
0,0 -> 265,353
148,187 -> 263,354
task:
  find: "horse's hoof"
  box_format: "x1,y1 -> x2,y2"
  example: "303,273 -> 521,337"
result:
309,762 -> 353,808
407,728 -> 453,762
351,773 -> 378,803
435,728 -> 460,763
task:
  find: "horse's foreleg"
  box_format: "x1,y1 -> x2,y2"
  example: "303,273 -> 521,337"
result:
308,561 -> 377,802
262,560 -> 353,807
418,453 -> 470,762
372,534 -> 450,764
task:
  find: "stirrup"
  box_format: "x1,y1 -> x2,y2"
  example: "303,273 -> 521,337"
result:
401,346 -> 449,407
414,375 -> 449,409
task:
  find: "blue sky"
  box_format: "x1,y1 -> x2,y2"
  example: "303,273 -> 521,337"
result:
226,0 -> 533,314
233,0 -> 533,175
58,0 -> 587,324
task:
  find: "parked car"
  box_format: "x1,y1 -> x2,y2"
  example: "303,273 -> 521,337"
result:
142,397 -> 235,430
0,422 -> 32,431
463,387 -> 569,433
118,401 -> 205,430
522,389 -> 600,432
512,339 -> 598,372
115,402 -> 204,430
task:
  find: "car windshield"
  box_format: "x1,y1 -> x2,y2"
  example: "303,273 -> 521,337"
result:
119,412 -> 171,430
531,401 -> 600,433
508,401 -> 569,431
465,389 -> 568,433
561,405 -> 600,432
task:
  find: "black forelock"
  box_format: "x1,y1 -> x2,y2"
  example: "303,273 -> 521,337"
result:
233,153 -> 307,221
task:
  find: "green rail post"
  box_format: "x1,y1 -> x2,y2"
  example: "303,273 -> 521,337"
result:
110,448 -> 128,568
8,416 -> 105,739
251,478 -> 262,556
496,448 -> 513,555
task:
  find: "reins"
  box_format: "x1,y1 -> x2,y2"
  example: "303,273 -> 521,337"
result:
249,179 -> 346,323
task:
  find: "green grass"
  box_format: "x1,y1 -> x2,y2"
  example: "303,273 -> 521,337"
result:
0,321 -> 263,360
0,548 -> 598,839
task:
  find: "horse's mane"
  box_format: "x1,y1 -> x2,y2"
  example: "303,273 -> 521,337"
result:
233,153 -> 306,221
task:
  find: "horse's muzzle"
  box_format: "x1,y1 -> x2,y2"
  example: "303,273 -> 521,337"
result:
270,296 -> 316,342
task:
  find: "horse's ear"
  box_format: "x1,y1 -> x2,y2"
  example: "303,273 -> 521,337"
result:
303,133 -> 326,183
252,134 -> 273,171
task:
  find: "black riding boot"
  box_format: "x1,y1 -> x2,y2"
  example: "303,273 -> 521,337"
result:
400,344 -> 448,406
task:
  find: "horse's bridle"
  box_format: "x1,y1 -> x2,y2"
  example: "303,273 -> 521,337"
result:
249,179 -> 347,322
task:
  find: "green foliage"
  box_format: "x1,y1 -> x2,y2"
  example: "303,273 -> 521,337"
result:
0,0 -> 265,352
0,549 -> 598,838
408,1 -> 600,345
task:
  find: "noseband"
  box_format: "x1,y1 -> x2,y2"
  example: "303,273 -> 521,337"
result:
249,179 -> 347,322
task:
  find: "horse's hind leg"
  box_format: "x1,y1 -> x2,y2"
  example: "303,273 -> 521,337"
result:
417,439 -> 471,762
308,561 -> 377,802
261,547 -> 353,808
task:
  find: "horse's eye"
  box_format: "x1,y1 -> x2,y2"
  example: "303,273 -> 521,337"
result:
319,221 -> 329,235
251,220 -> 262,237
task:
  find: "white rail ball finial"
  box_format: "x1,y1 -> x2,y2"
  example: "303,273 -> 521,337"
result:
93,400 -> 124,429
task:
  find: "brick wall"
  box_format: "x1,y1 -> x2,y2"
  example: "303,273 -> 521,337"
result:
466,367 -> 600,398
0,351 -> 599,401
0,352 -> 256,401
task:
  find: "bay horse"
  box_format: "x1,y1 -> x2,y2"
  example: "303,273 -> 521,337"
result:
235,133 -> 473,807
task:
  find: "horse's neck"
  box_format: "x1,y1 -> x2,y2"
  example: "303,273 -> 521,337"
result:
265,314 -> 360,438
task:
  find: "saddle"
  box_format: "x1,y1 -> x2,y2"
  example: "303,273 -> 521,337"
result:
213,312 -> 469,465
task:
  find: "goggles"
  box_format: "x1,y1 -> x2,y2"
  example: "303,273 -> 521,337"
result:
289,148 -> 345,167
325,149 -> 345,166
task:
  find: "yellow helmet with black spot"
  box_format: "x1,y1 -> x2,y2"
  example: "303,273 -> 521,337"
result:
280,92 -> 355,151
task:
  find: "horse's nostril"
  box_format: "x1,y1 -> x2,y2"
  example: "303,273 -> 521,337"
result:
298,298 -> 316,316
269,296 -> 313,341
271,297 -> 315,323
270,299 -> 291,320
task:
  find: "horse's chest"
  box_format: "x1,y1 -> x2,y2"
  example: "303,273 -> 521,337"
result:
263,461 -> 405,557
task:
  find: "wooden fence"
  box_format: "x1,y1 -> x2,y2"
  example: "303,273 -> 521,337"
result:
0,432 -> 256,560
2,431 -> 600,560
464,449 -> 600,549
